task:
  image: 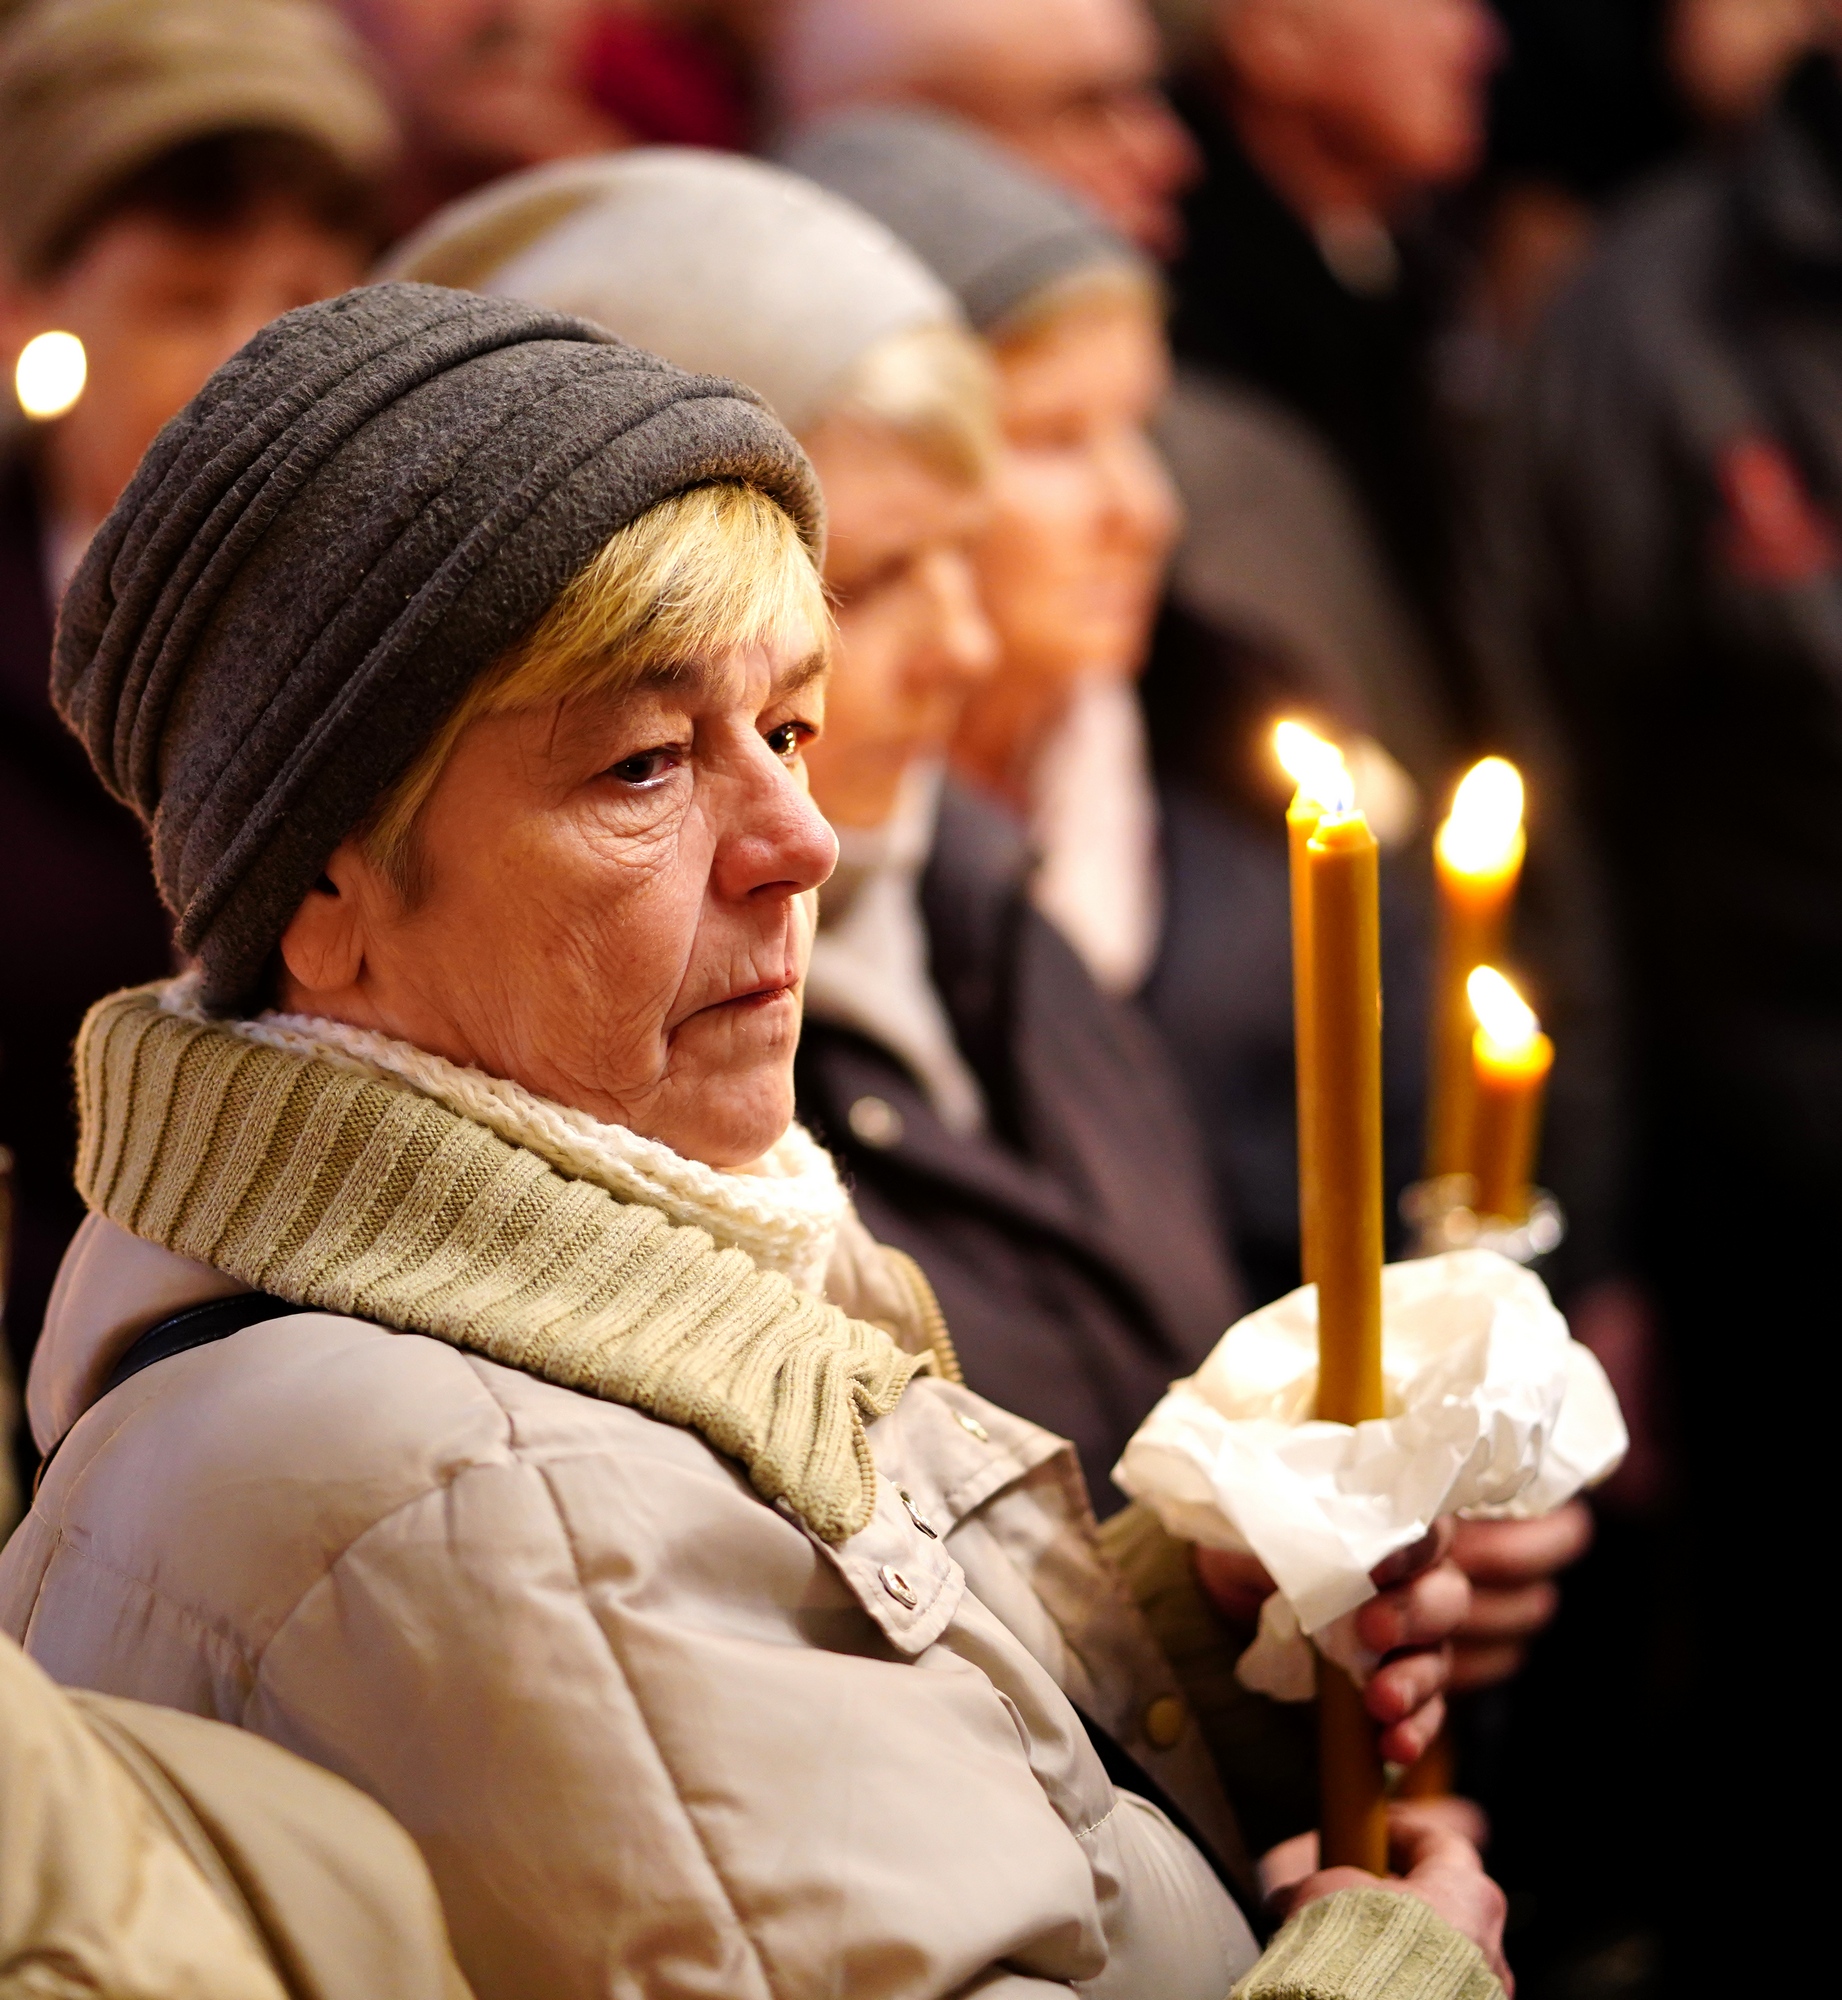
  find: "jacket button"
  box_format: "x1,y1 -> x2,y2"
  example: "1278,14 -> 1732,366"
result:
848,1095 -> 904,1148
879,1564 -> 918,1609
953,1410 -> 990,1443
899,1489 -> 938,1538
1144,1695 -> 1187,1749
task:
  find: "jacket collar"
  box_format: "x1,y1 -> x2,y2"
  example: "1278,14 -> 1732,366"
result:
27,1215 -> 246,1452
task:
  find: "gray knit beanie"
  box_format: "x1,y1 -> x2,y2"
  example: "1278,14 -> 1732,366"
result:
53,279 -> 823,1013
776,108 -> 1149,334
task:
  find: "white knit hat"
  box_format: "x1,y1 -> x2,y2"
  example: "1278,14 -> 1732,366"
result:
382,148 -> 962,434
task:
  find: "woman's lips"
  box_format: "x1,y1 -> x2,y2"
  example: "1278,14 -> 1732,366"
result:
724,983 -> 794,1010
704,978 -> 798,1016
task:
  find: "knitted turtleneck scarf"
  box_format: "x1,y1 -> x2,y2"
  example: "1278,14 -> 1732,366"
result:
74,984 -> 927,1542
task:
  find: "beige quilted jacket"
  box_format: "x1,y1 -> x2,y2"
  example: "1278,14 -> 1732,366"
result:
2,1214 -> 1501,2000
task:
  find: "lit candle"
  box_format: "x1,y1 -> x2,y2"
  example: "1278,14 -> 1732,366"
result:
1305,803 -> 1388,1874
1427,759 -> 1525,1180
1274,721 -> 1349,1283
1467,967 -> 1553,1222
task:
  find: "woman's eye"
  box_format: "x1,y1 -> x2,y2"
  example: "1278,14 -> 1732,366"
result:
605,747 -> 680,785
764,721 -> 813,760
829,555 -> 908,607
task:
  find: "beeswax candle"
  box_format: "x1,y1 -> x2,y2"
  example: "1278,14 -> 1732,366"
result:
1427,759 -> 1525,1180
1467,967 -> 1553,1223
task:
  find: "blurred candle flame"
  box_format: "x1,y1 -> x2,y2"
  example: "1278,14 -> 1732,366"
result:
1468,965 -> 1539,1055
1436,757 -> 1524,877
15,330 -> 86,420
1274,719 -> 1355,816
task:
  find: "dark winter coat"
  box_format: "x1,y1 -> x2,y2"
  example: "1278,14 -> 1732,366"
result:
1483,54 -> 1842,1272
794,783 -> 1244,1509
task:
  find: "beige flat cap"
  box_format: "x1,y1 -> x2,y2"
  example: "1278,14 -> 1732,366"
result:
0,0 -> 396,278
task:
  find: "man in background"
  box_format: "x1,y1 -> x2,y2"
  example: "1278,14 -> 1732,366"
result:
1162,0 -> 1501,710
330,0 -> 628,231
766,0 -> 1197,254
0,0 -> 394,1492
1481,15 -> 1842,1973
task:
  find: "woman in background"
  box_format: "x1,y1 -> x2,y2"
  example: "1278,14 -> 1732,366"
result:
791,104 -> 1593,1722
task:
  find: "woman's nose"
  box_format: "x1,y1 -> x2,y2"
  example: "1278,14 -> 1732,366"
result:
1099,428 -> 1181,558
718,752 -> 838,904
920,545 -> 1001,691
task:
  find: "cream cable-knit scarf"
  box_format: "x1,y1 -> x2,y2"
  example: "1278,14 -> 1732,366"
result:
75,984 -> 923,1542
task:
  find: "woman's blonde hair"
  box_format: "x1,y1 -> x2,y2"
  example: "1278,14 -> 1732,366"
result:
816,321 -> 1000,488
362,481 -> 827,895
986,263 -> 1167,356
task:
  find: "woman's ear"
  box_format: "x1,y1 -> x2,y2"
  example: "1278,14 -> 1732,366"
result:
276,838 -> 373,999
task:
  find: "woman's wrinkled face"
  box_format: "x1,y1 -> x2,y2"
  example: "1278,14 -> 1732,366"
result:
799,413 -> 996,829
277,629 -> 837,1168
953,294 -> 1177,796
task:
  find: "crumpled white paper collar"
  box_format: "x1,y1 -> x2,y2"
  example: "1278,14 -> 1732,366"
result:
1114,1250 -> 1626,1697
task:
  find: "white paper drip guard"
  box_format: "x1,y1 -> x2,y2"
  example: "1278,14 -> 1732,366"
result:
1113,1249 -> 1627,1698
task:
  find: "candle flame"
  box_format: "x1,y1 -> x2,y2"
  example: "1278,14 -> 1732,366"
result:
1468,965 -> 1539,1053
15,330 -> 86,420
1274,719 -> 1354,814
1437,757 -> 1524,876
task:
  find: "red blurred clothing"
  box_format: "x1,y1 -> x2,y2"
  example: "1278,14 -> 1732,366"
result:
581,11 -> 750,150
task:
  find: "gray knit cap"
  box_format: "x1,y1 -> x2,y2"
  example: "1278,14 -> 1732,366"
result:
776,107 -> 1148,334
53,279 -> 823,1013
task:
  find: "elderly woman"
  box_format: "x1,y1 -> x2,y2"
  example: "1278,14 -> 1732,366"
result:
0,284 -> 1505,1998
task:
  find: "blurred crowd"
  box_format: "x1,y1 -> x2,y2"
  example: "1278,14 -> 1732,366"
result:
3,0 -> 1838,1994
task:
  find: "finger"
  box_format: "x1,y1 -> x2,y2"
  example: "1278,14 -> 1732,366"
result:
1385,1800 -> 1479,1873
1455,1579 -> 1559,1643
1369,1517 -> 1456,1590
1394,1793 -> 1490,1849
1356,1559 -> 1471,1652
1450,1502 -> 1593,1587
1377,1689 -> 1446,1766
1257,1830 -> 1319,1901
1366,1645 -> 1450,1726
1447,1639 -> 1528,1693
1194,1545 -> 1275,1624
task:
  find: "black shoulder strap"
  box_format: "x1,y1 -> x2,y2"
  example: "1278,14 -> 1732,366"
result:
98,1291 -> 300,1399
35,1291 -> 299,1493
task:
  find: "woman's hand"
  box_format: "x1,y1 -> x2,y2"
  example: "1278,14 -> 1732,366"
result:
1195,1523 -> 1471,1764
1447,1502 -> 1593,1692
1261,1804 -> 1513,1994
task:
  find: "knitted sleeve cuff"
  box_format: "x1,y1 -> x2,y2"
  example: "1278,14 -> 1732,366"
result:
1234,1888 -> 1505,2000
